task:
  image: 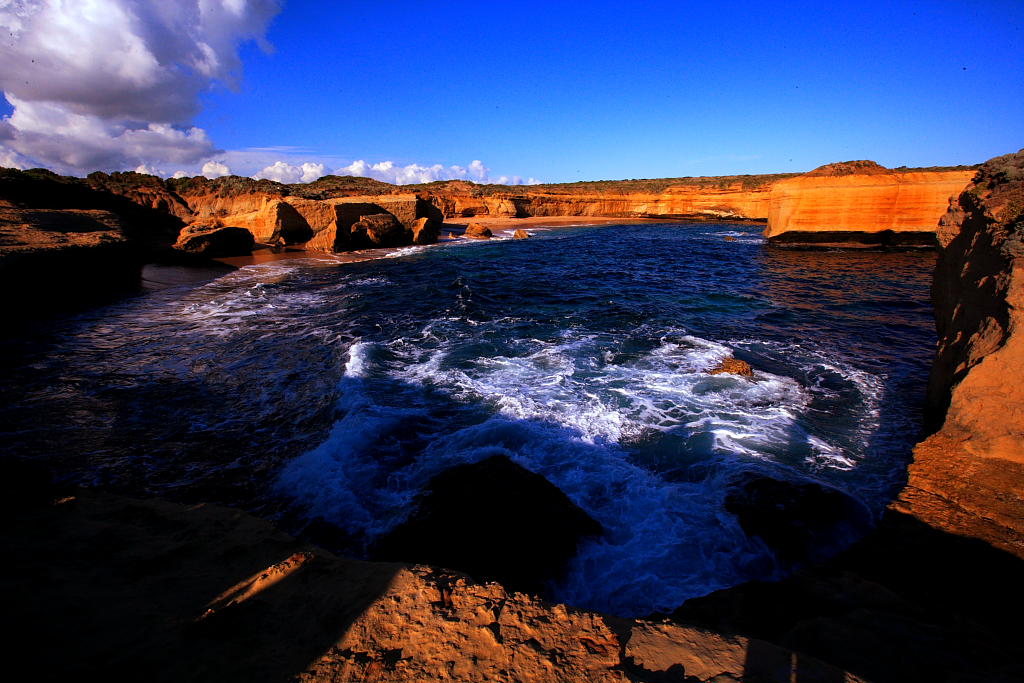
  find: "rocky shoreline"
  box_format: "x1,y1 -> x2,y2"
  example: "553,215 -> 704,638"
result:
0,160 -> 977,312
2,151 -> 1021,681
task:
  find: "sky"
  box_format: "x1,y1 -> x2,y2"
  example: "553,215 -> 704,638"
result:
0,0 -> 1021,184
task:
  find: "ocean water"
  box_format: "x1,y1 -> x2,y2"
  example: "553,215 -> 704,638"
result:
0,223 -> 936,616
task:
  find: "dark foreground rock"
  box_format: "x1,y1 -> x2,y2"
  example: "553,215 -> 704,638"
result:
0,474 -> 862,683
724,474 -> 872,565
373,455 -> 602,595
673,510 -> 1024,683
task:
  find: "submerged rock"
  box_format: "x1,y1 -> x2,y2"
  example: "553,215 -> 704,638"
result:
464,222 -> 492,239
708,357 -> 754,377
724,474 -> 871,564
373,455 -> 602,595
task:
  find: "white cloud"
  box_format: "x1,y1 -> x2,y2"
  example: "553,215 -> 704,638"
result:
0,0 -> 280,174
1,95 -> 217,173
201,160 -> 231,178
328,158 -> 538,185
253,160 -> 325,183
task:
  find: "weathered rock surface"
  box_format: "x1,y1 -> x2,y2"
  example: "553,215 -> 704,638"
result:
409,216 -> 440,245
350,213 -> 406,248
0,168 -> 186,316
86,171 -> 194,222
465,222 -> 492,238
175,225 -> 256,257
0,475 -> 862,683
893,149 -> 1024,557
300,196 -> 438,253
373,455 -> 602,595
764,162 -> 974,244
513,228 -> 530,239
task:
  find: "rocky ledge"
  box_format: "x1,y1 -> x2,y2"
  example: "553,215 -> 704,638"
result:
1,461 -> 861,683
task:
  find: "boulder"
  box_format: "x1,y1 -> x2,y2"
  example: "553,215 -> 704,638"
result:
724,474 -> 871,564
350,213 -> 408,248
708,357 -> 754,377
465,222 -> 492,239
410,216 -> 440,245
175,225 -> 255,257
372,455 -> 602,595
513,229 -> 530,240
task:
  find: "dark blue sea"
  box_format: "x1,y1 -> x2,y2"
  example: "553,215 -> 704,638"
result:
0,223 -> 937,616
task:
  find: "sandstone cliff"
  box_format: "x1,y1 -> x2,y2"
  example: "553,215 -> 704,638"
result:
0,168 -> 187,315
765,162 -> 974,245
425,176 -> 785,221
893,150 -> 1024,556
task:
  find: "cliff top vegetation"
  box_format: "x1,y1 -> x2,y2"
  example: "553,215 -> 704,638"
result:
0,163 -> 985,202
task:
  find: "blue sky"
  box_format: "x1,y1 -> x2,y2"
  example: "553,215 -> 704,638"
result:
1,0 -> 1021,182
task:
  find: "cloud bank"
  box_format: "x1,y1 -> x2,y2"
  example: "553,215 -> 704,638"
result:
251,157 -> 540,186
0,0 -> 280,173
0,1 -> 539,185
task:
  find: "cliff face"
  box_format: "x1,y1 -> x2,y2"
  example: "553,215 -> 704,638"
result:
0,168 -> 188,315
893,150 -> 1024,556
428,183 -> 775,221
764,162 -> 974,244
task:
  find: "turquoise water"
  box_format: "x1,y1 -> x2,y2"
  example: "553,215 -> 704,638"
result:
0,223 -> 936,615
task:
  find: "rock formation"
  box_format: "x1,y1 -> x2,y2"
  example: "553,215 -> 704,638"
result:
764,162 -> 974,245
0,461 -> 863,683
175,225 -> 256,257
465,222 -> 492,239
373,456 -> 602,595
893,149 -> 1024,556
708,357 -> 754,376
0,168 -> 185,316
513,228 -> 530,239
409,216 -> 440,245
724,474 -> 871,564
350,213 -> 406,248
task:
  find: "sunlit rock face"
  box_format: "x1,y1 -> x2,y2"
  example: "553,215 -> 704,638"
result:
894,150 -> 1024,557
764,162 -> 974,244
428,182 -> 777,221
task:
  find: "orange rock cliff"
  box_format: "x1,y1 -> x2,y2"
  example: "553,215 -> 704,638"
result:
161,164 -> 974,251
764,161 -> 975,245
893,149 -> 1024,556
